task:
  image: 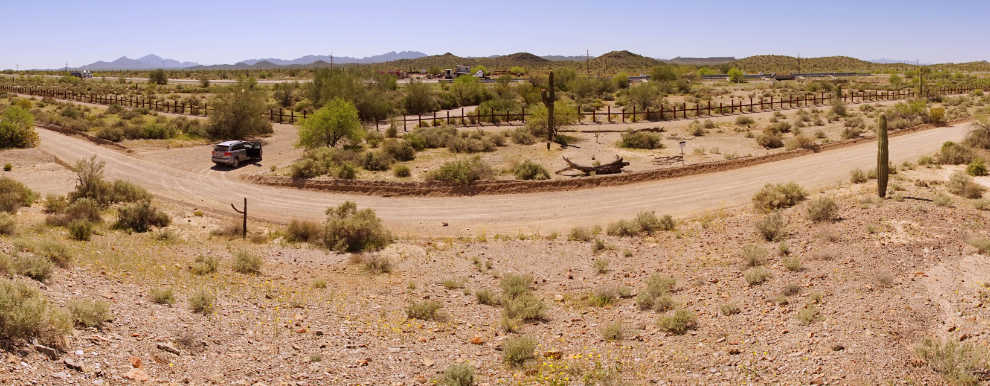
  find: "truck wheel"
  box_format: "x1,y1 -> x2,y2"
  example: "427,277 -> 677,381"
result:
232,158 -> 239,168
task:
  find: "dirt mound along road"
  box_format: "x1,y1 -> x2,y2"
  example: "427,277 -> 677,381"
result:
35,122 -> 968,236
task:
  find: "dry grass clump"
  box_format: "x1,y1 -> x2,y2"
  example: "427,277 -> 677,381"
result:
312,278 -> 328,289
720,302 -> 741,316
914,337 -> 990,385
657,309 -> 698,335
322,201 -> 393,252
587,286 -> 618,307
755,211 -> 785,241
499,273 -> 545,331
618,130 -> 665,149
783,256 -> 803,272
601,322 -> 624,341
752,182 -> 807,212
189,255 -> 219,275
0,278 -> 72,347
359,255 -> 392,274
426,156 -> 494,184
947,171 -> 985,199
68,299 -> 111,328
796,304 -> 821,325
806,196 -> 838,222
190,289 -> 214,314
232,251 -> 262,274
637,274 -> 678,312
593,258 -> 610,274
744,267 -> 771,286
607,211 -> 675,237
406,300 -> 443,320
741,244 -> 767,267
434,363 -> 474,386
475,289 -> 498,306
503,336 -> 536,367
850,168 -> 868,184
149,288 -> 175,305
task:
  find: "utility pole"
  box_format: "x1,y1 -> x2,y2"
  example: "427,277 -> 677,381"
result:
330,53 -> 333,70
586,50 -> 590,76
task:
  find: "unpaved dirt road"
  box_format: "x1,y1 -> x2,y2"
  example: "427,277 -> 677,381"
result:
36,123 -> 968,236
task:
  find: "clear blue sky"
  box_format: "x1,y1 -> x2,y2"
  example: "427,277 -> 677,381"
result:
2,0 -> 987,69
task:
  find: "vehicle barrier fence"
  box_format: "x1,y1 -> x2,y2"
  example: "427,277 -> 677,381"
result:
3,83 -> 988,131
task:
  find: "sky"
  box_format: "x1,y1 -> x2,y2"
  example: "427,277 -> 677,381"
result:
2,0 -> 988,70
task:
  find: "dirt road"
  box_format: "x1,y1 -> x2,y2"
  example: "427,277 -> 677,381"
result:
35,122 -> 967,236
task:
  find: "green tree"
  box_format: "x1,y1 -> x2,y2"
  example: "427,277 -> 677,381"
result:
613,72 -> 629,89
306,68 -> 397,121
889,74 -> 902,86
148,69 -> 167,85
727,68 -> 745,83
297,98 -> 364,149
509,66 -> 526,76
650,65 -> 677,82
526,101 -> 578,141
0,106 -> 38,149
198,74 -> 210,88
470,65 -> 489,76
450,75 -> 488,106
273,81 -> 299,108
402,79 -> 437,115
207,78 -> 273,139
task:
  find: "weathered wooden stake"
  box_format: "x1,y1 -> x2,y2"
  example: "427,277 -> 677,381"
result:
231,198 -> 247,239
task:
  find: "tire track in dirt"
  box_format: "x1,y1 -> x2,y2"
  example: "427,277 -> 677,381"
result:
36,123 -> 969,236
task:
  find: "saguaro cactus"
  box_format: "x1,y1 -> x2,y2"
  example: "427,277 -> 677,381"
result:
540,70 -> 555,150
877,113 -> 889,198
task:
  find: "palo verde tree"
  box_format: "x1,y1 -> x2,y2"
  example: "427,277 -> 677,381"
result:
727,68 -> 745,83
207,78 -> 273,139
148,69 -> 167,85
296,98 -> 364,149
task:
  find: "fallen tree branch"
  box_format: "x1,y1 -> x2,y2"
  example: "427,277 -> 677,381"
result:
556,156 -> 629,175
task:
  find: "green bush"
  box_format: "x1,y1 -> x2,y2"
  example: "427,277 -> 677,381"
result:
806,196 -> 838,222
321,201 -> 393,252
757,133 -> 784,149
393,165 -> 411,178
382,139 -> 416,162
286,219 -> 323,243
512,160 -> 550,180
657,309 -> 698,335
149,288 -> 175,305
406,300 -> 443,320
511,127 -> 536,145
500,273 -> 533,299
568,226 -> 594,242
0,278 -> 72,346
38,240 -> 71,268
68,299 -> 111,328
0,106 -> 39,149
232,251 -> 262,274
948,171 -> 985,199
67,220 -> 94,241
0,213 -> 14,236
207,78 -> 273,139
190,289 -> 214,314
475,289 -> 498,306
426,156 -> 494,185
15,254 -> 53,281
618,130 -> 665,149
113,202 -> 170,233
189,256 -> 219,275
850,168 -> 868,184
601,322 -> 624,341
42,194 -> 67,214
742,244 -> 767,267
939,141 -> 975,165
46,198 -> 102,227
964,121 -> 990,149
503,336 -> 536,367
0,176 -> 36,214
359,150 -> 394,171
636,211 -> 674,233
967,158 -> 988,177
435,363 -> 474,386
752,182 -> 807,212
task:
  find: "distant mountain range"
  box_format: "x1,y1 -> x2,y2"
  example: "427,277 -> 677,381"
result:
868,58 -> 929,65
83,54 -> 200,70
238,51 -> 427,66
81,51 -> 428,70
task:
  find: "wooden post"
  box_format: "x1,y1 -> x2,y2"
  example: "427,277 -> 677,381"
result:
231,198 -> 247,239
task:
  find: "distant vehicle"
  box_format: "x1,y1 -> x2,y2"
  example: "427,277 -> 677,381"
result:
211,140 -> 262,167
69,70 -> 93,79
440,65 -> 473,79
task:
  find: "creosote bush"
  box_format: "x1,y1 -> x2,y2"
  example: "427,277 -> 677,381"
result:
0,278 -> 72,347
68,299 -> 111,328
850,168 -> 868,184
947,171 -> 985,199
232,251 -> 262,274
321,201 -> 392,252
720,302 -> 741,316
286,219 -> 323,243
742,244 -> 767,267
568,226 -> 595,242
0,213 -> 15,236
601,322 -> 624,341
806,196 -> 838,222
511,160 -> 550,180
38,240 -> 71,268
426,156 -> 494,184
755,211 -> 785,242
0,176 -> 36,214
15,254 -> 53,282
752,182 -> 807,212
744,267 -> 771,286
618,130 -> 665,149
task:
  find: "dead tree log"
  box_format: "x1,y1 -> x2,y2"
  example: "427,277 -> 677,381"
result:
555,156 -> 629,175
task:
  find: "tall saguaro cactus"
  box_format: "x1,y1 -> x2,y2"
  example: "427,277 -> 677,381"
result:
877,113 -> 889,198
541,70 -> 555,150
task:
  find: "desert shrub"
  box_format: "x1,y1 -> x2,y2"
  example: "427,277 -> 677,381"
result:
113,202 -> 170,233
720,302 -> 741,316
190,289 -> 214,314
42,194 -> 68,214
967,158 -> 988,177
607,219 -> 640,236
360,255 -> 392,274
841,126 -> 863,140
796,304 -> 821,325
393,165 -> 411,177
365,130 -> 384,148
635,211 -> 674,233
939,141 -> 975,165
0,278 -> 72,346
850,168 -> 868,183
0,106 -> 39,149
784,135 -> 815,151
47,198 -> 102,227
744,267 -> 771,286
618,130 -> 665,149
601,322 -> 624,341
657,309 -> 698,335
757,133 -> 784,149
948,171 -> 985,199
964,122 -> 990,149
67,220 -> 94,241
407,126 -> 458,150
149,288 -> 175,305
68,299 -> 111,328
435,363 -> 474,386
512,160 -> 550,180
446,131 -> 502,153
587,286 -> 617,307
593,258 -> 610,274
752,182 -> 807,212
207,78 -> 273,139
286,219 -> 323,243
38,240 -> 71,268
806,196 -> 838,222
784,256 -> 803,272
321,201 -> 392,252
503,336 -> 536,367
500,273 -> 533,299
382,139 -> 416,162
232,251 -> 262,274
568,226 -> 594,242
426,156 -> 494,185
68,157 -> 151,207
918,155 -> 934,166
742,244 -> 766,267
736,116 -> 755,125
511,127 -> 536,145
935,193 -> 953,207
475,289 -> 498,306
15,254 -> 53,281
502,295 -> 545,326
289,148 -> 360,178
0,213 -> 14,236
189,256 -> 219,275
915,337 -> 990,385
406,300 -> 443,320
0,176 -> 36,214
359,150 -> 394,171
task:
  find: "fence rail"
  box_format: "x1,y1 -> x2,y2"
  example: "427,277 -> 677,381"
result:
3,83 -> 988,131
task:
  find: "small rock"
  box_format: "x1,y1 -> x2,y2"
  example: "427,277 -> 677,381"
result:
123,368 -> 150,382
130,356 -> 143,369
545,350 -> 563,360
93,380 -> 105,386
64,358 -> 83,371
157,343 -> 181,355
554,295 -> 564,302
209,373 -> 224,384
727,348 -> 740,355
100,293 -> 114,300
52,372 -> 71,379
75,350 -> 84,356
948,325 -> 957,332
715,337 -> 726,343
34,344 -> 59,359
422,358 -> 434,367
295,328 -> 307,334
442,222 -> 448,227
470,336 -> 485,345
831,344 -> 845,351
810,378 -> 824,385
314,330 -> 324,336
